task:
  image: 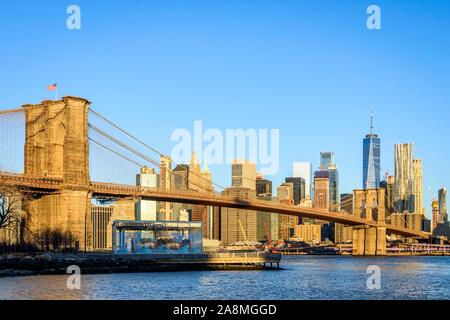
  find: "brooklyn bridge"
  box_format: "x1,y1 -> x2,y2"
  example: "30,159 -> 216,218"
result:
0,96 -> 430,256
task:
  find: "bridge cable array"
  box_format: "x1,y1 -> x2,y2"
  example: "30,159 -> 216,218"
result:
87,117 -> 222,196
89,108 -> 228,193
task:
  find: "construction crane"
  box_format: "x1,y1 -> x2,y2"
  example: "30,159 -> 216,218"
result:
238,219 -> 248,242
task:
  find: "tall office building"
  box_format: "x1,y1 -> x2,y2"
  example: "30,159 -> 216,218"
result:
220,187 -> 257,244
188,152 -> 202,192
438,187 -> 448,224
320,152 -> 334,171
188,152 -> 217,239
394,143 -> 415,213
413,159 -> 424,214
159,155 -> 172,220
173,164 -> 189,191
293,162 -> 312,199
256,176 -> 273,197
314,171 -> 329,210
135,167 -> 158,221
232,160 -> 256,190
285,177 -> 305,205
277,183 -> 294,201
362,110 -> 381,189
328,164 -> 340,212
317,152 -> 339,211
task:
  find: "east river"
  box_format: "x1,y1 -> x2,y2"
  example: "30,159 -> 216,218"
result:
1,256 -> 449,300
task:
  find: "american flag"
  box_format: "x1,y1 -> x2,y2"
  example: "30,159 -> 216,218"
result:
47,83 -> 57,91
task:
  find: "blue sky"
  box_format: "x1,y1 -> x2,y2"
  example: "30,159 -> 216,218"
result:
1,0 -> 449,218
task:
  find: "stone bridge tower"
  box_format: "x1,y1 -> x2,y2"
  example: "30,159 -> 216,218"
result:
23,97 -> 92,251
352,189 -> 387,256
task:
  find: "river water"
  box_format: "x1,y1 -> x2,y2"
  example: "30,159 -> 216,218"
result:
0,256 -> 449,300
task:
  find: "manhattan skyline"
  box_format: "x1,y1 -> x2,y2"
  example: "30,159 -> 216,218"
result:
0,0 -> 449,218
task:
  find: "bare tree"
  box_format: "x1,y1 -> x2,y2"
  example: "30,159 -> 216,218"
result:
0,186 -> 23,232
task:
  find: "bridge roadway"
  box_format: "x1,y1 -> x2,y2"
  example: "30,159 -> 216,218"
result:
0,171 -> 430,239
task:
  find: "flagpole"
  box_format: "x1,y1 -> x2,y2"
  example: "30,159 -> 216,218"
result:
55,87 -> 58,101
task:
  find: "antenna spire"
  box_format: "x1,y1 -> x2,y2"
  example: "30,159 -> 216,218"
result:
370,107 -> 374,135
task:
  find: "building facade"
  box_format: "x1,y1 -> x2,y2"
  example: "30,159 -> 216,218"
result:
438,187 -> 448,224
328,165 -> 340,212
285,177 -> 305,205
256,177 -> 273,197
320,152 -> 334,171
220,187 -> 257,244
394,143 -> 415,213
135,167 -> 159,221
413,159 -> 424,214
314,171 -> 329,210
232,160 -> 256,190
294,224 -> 321,243
380,175 -> 395,213
293,162 -> 312,199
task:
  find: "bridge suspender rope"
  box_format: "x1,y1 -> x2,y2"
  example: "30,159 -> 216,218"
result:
88,122 -> 222,196
88,137 -> 146,168
89,108 -> 228,193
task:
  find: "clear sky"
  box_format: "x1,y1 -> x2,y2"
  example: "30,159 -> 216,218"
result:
1,0 -> 450,218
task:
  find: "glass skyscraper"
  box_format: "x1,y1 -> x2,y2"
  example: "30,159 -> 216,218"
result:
362,111 -> 381,189
320,152 -> 333,171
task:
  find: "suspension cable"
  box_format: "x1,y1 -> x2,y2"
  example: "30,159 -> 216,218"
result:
89,137 -> 146,168
89,108 -> 227,192
88,123 -> 220,195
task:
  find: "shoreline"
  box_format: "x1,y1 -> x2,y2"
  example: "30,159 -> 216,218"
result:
0,252 -> 282,278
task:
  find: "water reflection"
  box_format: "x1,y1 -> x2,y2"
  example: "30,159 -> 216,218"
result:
0,256 -> 449,300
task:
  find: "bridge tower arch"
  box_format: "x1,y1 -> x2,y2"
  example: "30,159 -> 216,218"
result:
352,189 -> 387,256
23,97 -> 92,251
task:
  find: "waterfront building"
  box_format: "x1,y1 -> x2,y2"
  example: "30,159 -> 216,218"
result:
232,160 -> 256,190
394,143 -> 415,213
92,199 -> 135,250
334,223 -> 353,244
135,167 -> 158,221
390,212 -> 426,233
91,205 -> 114,250
314,171 -> 329,210
294,224 -> 322,243
220,187 -> 257,244
285,177 -> 306,205
112,221 -> 203,254
362,110 -> 381,189
293,162 -> 312,199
